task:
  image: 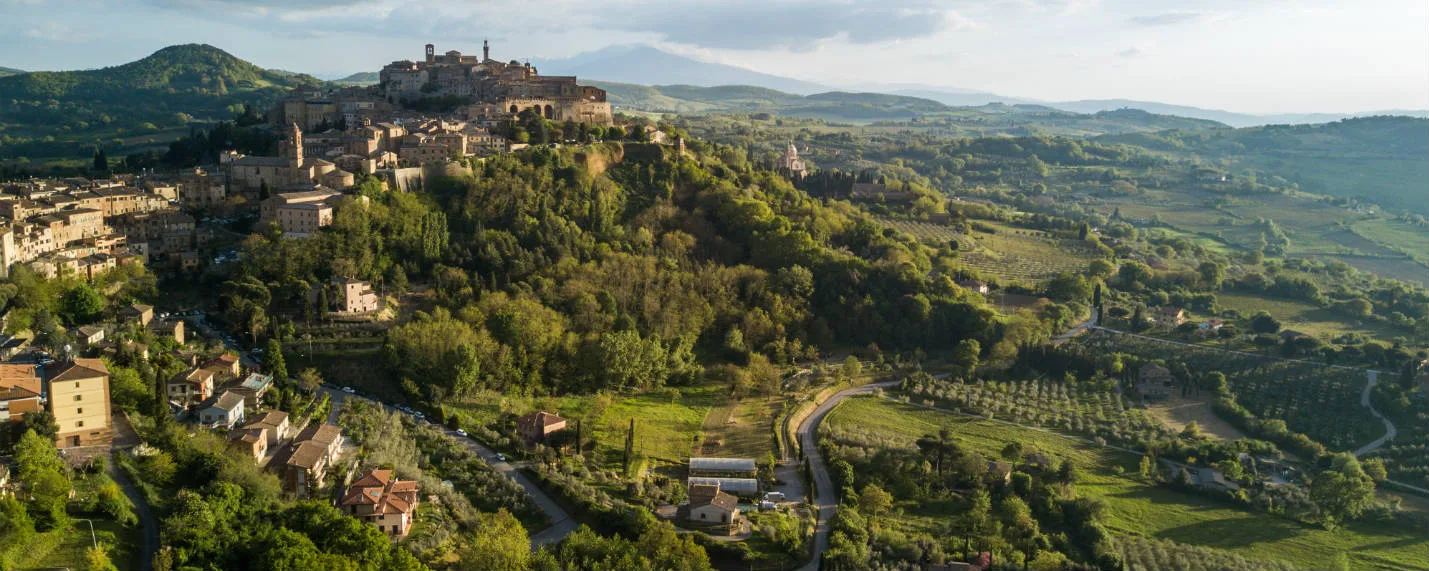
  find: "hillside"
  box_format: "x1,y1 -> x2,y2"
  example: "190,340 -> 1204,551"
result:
0,44 -> 321,160
1049,99 -> 1429,128
0,66 -> 23,78
333,71 -> 379,85
1100,116 -> 1429,214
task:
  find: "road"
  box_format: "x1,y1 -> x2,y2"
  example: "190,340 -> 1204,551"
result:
1354,370 -> 1398,457
1052,308 -> 1099,345
108,454 -> 157,571
795,380 -> 899,571
317,385 -> 576,549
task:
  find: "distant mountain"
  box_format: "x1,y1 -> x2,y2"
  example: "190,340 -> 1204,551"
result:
535,45 -> 828,96
0,44 -> 322,159
333,71 -> 379,85
888,88 -> 1034,107
1045,99 -> 1429,128
0,66 -> 23,78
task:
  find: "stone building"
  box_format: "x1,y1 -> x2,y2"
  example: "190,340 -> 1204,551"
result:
777,143 -> 807,180
334,277 -> 380,313
339,469 -> 420,538
380,42 -> 612,125
258,188 -> 343,236
227,124 -> 356,195
0,364 -> 42,424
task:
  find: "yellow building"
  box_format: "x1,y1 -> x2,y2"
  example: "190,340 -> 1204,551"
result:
46,359 -> 112,448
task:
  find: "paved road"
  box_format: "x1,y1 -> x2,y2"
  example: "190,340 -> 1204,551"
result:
1354,370 -> 1398,457
795,380 -> 899,571
108,454 -> 157,571
1052,308 -> 1098,345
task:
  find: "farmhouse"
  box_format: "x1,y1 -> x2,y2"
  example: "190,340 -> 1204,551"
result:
515,411 -> 567,443
686,476 -> 760,498
1136,363 -> 1174,401
1154,306 -> 1186,328
339,469 -> 420,538
677,483 -> 740,527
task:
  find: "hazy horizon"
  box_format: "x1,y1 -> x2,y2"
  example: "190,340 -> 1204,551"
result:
3,0 -> 1426,115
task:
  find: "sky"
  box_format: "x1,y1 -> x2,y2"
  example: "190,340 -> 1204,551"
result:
2,0 -> 1426,114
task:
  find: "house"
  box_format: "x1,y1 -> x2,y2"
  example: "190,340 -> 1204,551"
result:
677,483 -> 740,527
986,461 -> 1013,486
45,359 -> 112,448
229,426 -> 269,461
272,423 -> 343,496
515,411 -> 567,443
150,319 -> 185,344
929,553 -> 992,571
1136,363 -> 1174,401
76,325 -> 105,348
334,277 -> 380,314
0,364 -> 42,423
198,390 -> 246,429
339,469 -> 420,538
233,373 -> 274,401
688,457 -> 758,478
958,279 -> 990,295
242,410 -> 291,445
119,303 -> 154,326
1024,452 -> 1053,471
167,367 -> 214,407
1154,306 -> 1186,328
121,340 -> 149,361
205,353 -> 241,377
1197,319 -> 1223,336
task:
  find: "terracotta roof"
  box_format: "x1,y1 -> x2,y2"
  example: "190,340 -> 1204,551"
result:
0,364 -> 41,396
246,409 -> 289,429
340,469 -> 418,514
517,411 -> 566,428
687,483 -> 738,512
45,358 -> 108,383
171,367 -> 212,385
286,440 -> 328,470
296,423 -> 342,447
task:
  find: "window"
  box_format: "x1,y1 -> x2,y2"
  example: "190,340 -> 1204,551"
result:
77,420 -> 84,427
74,395 -> 82,401
76,408 -> 83,414
75,382 -> 80,389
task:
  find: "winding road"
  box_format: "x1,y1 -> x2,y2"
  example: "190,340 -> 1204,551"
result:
1355,370 -> 1398,457
795,380 -> 899,571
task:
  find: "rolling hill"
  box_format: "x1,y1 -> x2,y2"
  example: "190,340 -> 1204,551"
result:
1100,116 -> 1429,214
1048,99 -> 1429,128
0,44 -> 321,160
535,44 -> 827,95
0,67 -> 23,78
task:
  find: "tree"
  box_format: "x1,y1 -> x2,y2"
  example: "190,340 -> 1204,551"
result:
83,544 -> 119,571
1250,311 -> 1281,334
92,148 -> 109,172
952,339 -> 981,376
857,484 -> 892,522
843,355 -> 862,379
1001,441 -> 1024,464
464,509 -> 530,571
14,429 -> 71,530
1362,458 -> 1388,482
1138,455 -> 1156,480
1309,470 -> 1375,528
60,283 -> 106,325
265,339 -> 287,380
17,409 -> 58,441
1198,261 -> 1225,290
297,368 -> 323,393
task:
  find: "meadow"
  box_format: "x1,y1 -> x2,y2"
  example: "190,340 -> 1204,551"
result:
823,397 -> 1429,571
877,217 -> 1100,286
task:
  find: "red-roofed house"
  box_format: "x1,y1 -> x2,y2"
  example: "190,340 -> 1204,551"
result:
339,469 -> 420,537
516,411 -> 567,443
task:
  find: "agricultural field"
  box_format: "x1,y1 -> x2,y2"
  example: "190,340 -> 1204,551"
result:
876,217 -> 1101,286
822,397 -> 1429,571
695,395 -> 782,458
901,375 -> 1176,448
1068,329 -> 1381,451
1214,291 -> 1409,344
446,383 -> 753,466
6,517 -> 138,571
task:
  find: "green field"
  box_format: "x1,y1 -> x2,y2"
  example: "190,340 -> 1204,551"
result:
8,518 -> 138,571
877,218 -> 1100,286
823,397 -> 1429,571
1214,291 -> 1410,344
450,384 -> 726,465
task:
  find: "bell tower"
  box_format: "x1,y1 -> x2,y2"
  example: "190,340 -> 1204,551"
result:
286,123 -> 304,170
425,43 -> 435,64
483,39 -> 490,62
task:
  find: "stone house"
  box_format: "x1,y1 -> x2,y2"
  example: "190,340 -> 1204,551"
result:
339,469 -> 421,538
229,427 -> 269,461
242,410 -> 290,446
677,483 -> 740,527
118,303 -> 154,326
168,367 -> 215,407
516,411 -> 567,443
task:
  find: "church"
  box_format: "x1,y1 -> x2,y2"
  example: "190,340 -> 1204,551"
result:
225,124 -> 356,195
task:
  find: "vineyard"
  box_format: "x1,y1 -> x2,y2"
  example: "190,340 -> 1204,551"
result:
903,375 -> 1176,449
877,218 -> 1100,285
1067,329 -> 1381,452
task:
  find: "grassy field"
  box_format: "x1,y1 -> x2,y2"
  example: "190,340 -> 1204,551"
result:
823,397 -> 1429,571
876,217 -> 1100,286
10,518 -> 138,571
696,395 -> 781,458
1214,291 -> 1408,343
449,383 -> 729,466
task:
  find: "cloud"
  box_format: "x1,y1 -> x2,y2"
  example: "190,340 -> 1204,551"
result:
1116,46 -> 1143,58
599,1 -> 973,51
24,22 -> 73,41
1128,11 -> 1205,26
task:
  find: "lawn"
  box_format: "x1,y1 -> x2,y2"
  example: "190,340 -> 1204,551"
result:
10,517 -> 139,571
823,397 -> 1429,571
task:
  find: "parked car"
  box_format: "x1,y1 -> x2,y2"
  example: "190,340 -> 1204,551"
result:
455,429 -> 468,438
341,386 -> 356,394
495,453 -> 506,462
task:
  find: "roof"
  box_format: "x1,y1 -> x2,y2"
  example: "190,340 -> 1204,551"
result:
340,469 -> 418,514
286,440 -> 328,470
517,411 -> 566,429
244,410 -> 289,432
171,367 -> 212,385
687,477 -> 759,495
987,461 -> 1013,478
120,303 -> 153,315
688,457 -> 757,473
687,483 -> 738,512
207,353 -> 240,367
204,390 -> 245,412
45,358 -> 109,383
77,325 -> 104,337
1139,363 -> 1171,378
0,364 -> 41,396
231,427 -> 266,445
240,373 -> 274,391
296,423 -> 342,447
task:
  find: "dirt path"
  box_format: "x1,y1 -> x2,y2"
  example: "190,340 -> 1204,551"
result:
1355,370 -> 1398,457
109,455 -> 157,571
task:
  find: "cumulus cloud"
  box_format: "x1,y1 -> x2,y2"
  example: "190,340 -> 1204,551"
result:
1128,11 -> 1205,26
24,21 -> 73,41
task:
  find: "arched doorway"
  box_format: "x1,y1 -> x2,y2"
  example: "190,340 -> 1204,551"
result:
510,105 -> 518,114
543,105 -> 554,119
